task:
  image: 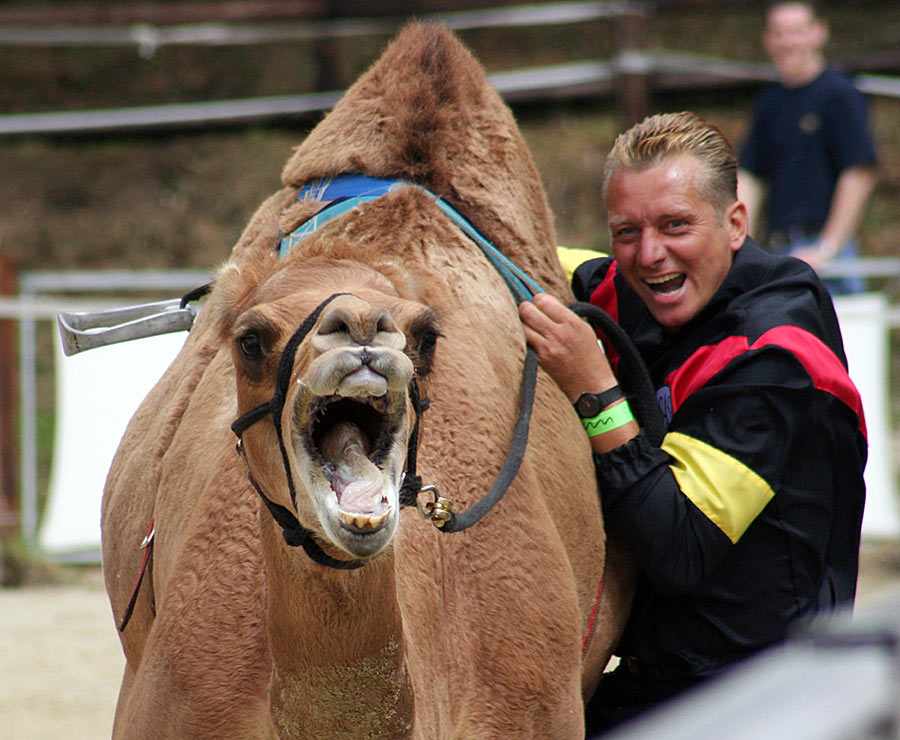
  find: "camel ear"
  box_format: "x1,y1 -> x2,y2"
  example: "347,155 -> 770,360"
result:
211,261 -> 254,342
211,243 -> 281,342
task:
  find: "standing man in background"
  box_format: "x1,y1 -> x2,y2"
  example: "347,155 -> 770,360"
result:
738,0 -> 877,295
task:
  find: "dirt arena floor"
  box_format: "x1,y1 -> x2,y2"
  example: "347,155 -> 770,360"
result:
2,541 -> 899,740
1,566 -> 123,740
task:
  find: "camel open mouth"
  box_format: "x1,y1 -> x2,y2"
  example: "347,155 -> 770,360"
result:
303,393 -> 403,534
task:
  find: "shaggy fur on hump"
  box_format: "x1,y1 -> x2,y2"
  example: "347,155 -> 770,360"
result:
280,22 -> 568,296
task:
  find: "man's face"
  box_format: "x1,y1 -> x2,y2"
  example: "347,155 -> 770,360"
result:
763,3 -> 827,83
607,155 -> 746,332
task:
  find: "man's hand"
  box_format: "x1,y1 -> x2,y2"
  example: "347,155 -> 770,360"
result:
791,243 -> 834,271
518,293 -> 618,402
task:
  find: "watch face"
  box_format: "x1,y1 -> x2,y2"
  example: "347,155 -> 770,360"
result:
575,393 -> 601,418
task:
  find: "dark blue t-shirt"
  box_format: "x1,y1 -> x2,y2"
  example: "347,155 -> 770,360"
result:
739,68 -> 876,235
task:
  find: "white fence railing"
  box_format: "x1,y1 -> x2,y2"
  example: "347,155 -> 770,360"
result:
4,53 -> 899,137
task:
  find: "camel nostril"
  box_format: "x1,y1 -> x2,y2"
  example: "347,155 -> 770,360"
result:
375,310 -> 398,336
318,313 -> 350,337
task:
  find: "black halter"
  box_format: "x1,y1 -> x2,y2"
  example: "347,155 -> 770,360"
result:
230,293 -> 429,569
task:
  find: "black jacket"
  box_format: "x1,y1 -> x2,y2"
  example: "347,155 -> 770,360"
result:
573,239 -> 867,677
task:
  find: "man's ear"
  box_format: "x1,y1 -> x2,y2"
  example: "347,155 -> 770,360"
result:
725,200 -> 748,252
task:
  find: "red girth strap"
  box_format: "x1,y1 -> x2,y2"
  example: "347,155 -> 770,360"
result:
581,568 -> 606,659
118,518 -> 155,632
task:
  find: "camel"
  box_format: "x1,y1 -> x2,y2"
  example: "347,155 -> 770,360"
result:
101,22 -> 633,739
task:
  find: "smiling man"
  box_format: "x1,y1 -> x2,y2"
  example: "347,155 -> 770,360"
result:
519,111 -> 866,733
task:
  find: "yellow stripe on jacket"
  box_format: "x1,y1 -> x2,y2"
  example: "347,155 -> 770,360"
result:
557,246 -> 607,283
662,431 -> 775,544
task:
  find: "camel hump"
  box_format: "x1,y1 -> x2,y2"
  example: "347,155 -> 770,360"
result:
282,22 -> 493,192
281,21 -> 565,295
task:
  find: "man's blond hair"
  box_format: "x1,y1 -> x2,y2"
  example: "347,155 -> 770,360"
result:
602,111 -> 738,218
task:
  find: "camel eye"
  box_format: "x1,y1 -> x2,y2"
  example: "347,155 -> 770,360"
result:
418,328 -> 438,359
238,332 -> 264,361
413,326 -> 440,377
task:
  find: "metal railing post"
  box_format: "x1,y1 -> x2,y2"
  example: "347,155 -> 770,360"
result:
18,287 -> 38,546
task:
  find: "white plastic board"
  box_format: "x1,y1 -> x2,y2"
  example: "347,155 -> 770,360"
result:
833,292 -> 900,540
39,331 -> 186,555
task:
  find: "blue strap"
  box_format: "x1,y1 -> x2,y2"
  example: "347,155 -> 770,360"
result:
296,174 -> 401,200
431,197 -> 544,303
278,174 -> 544,301
279,175 -> 406,256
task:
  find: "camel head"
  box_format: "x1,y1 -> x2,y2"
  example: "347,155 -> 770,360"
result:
220,257 -> 440,561
209,21 -> 565,563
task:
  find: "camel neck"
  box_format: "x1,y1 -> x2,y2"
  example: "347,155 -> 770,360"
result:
259,515 -> 415,739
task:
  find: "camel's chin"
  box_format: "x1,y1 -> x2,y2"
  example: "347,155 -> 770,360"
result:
296,475 -> 399,557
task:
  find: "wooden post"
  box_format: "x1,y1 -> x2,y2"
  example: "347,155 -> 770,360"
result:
0,255 -> 20,538
312,0 -> 339,92
613,8 -> 651,128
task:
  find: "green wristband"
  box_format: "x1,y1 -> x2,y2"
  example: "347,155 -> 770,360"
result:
581,400 -> 635,438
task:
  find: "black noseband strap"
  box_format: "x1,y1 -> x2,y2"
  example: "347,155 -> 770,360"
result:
230,292 -> 366,567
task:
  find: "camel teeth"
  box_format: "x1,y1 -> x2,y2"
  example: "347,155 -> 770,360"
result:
339,508 -> 391,531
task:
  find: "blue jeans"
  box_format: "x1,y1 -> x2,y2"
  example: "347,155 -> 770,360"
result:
769,232 -> 865,296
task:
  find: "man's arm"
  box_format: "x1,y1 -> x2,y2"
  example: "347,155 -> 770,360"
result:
816,165 -> 876,258
737,169 -> 766,241
520,294 -> 771,592
791,165 -> 876,271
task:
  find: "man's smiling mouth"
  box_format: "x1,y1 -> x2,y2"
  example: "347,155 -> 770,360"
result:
645,273 -> 686,295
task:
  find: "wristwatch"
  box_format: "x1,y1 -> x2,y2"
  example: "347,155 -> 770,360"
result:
573,386 -> 625,418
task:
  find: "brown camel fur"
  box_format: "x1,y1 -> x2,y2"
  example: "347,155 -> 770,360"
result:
101,23 -> 633,739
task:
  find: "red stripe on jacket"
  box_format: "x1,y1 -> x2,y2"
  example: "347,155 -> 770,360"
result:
589,264 -> 622,373
665,326 -> 867,438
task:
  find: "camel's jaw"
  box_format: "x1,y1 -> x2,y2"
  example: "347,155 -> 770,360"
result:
286,361 -> 412,559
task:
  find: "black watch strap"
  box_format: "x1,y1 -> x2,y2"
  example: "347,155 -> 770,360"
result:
573,385 -> 625,418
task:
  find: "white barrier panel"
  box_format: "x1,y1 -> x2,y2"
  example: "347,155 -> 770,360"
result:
40,331 -> 187,556
833,293 -> 900,540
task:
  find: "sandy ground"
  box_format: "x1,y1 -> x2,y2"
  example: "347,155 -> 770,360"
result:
0,568 -> 124,740
2,542 -> 899,740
